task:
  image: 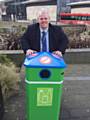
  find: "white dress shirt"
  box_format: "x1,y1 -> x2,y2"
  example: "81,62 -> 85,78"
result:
40,28 -> 49,52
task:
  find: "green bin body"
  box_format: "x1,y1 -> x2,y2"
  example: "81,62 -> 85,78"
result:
24,52 -> 66,120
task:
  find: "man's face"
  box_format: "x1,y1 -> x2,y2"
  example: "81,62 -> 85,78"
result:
38,13 -> 50,29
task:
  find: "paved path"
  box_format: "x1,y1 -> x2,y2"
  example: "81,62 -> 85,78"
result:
65,64 -> 90,77
3,64 -> 90,120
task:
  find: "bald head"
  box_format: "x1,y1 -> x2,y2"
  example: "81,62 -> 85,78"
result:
38,9 -> 49,17
37,9 -> 50,29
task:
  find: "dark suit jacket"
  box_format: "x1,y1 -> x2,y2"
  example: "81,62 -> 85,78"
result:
21,23 -> 68,54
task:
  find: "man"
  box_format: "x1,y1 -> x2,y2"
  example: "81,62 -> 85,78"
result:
21,9 -> 68,56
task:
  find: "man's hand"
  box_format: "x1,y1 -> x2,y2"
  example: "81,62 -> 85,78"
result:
26,49 -> 37,56
53,51 -> 62,57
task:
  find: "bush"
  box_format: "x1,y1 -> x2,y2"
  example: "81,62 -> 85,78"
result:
0,55 -> 20,100
0,55 -> 11,65
88,30 -> 90,35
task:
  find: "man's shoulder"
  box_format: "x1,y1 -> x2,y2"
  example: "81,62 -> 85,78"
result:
28,23 -> 39,30
50,23 -> 62,31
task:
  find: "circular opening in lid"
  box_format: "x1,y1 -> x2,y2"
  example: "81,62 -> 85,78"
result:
40,69 -> 51,79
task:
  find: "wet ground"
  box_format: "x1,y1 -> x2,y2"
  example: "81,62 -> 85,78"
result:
3,64 -> 90,120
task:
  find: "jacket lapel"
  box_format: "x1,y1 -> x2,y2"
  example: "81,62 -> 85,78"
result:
36,24 -> 40,51
49,24 -> 54,51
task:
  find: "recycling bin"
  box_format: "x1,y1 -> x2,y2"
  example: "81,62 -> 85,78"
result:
24,52 -> 67,120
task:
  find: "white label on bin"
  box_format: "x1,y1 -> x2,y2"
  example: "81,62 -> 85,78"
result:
39,56 -> 51,64
37,88 -> 53,106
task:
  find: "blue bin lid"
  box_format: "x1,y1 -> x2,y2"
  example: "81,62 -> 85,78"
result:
24,52 -> 67,68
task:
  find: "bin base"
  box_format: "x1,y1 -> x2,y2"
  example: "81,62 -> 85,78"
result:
25,84 -> 63,120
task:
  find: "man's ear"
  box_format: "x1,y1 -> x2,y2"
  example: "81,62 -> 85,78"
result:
37,17 -> 39,22
49,17 -> 50,21
48,16 -> 50,21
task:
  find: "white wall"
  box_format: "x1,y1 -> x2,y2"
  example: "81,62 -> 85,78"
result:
71,7 -> 90,13
26,5 -> 57,22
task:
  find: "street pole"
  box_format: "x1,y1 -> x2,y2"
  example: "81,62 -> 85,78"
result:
14,0 -> 17,21
57,0 -> 62,21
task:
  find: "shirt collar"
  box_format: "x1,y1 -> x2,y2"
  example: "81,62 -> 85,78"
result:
40,27 -> 48,33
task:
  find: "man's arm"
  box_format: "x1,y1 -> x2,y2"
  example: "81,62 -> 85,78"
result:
57,26 -> 69,54
21,26 -> 31,54
21,25 -> 37,55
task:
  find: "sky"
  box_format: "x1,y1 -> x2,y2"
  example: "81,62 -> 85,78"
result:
0,0 -> 11,1
0,0 -> 5,1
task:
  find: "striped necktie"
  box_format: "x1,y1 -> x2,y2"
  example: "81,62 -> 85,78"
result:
42,31 -> 47,51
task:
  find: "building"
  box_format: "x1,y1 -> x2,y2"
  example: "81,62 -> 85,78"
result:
0,0 -> 71,21
24,0 -> 57,22
67,1 -> 90,13
5,0 -> 27,21
2,0 -> 56,21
